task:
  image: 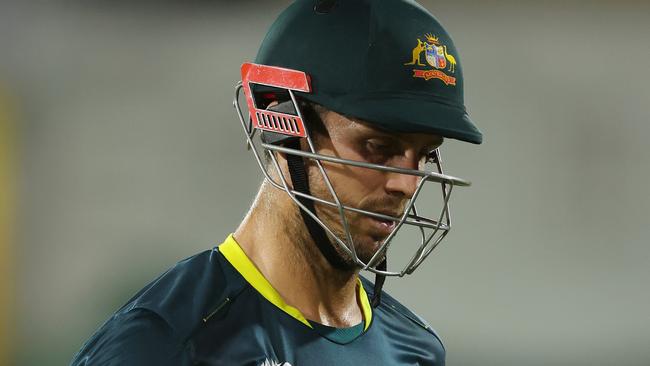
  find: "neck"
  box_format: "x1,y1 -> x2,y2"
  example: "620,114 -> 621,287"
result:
234,180 -> 362,327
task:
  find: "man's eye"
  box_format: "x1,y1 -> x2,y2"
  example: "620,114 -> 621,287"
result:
366,140 -> 388,151
363,140 -> 395,164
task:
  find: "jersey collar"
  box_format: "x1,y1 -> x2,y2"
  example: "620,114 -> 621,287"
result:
219,234 -> 373,331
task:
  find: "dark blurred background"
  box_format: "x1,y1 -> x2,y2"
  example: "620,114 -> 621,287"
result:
1,0 -> 649,365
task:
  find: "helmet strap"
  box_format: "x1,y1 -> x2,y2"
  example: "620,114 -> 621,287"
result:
284,139 -> 354,271
371,260 -> 387,308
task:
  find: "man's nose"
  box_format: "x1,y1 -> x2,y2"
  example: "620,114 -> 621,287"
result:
384,155 -> 421,199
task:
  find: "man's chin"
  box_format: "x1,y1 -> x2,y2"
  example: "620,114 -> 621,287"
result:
350,234 -> 387,264
324,230 -> 387,267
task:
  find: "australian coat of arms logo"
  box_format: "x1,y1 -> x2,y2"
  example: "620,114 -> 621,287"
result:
404,33 -> 456,86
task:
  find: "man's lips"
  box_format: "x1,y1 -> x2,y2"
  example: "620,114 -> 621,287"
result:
364,207 -> 403,219
370,210 -> 404,222
367,216 -> 397,236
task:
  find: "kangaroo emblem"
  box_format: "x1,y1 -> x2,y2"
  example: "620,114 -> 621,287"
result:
443,45 -> 456,73
404,39 -> 426,66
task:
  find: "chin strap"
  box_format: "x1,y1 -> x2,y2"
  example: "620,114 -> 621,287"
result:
371,259 -> 387,308
285,139 -> 354,271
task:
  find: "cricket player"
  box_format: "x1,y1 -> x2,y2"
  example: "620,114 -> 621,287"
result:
71,0 -> 482,364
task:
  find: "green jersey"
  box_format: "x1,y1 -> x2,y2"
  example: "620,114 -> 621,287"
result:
71,235 -> 445,365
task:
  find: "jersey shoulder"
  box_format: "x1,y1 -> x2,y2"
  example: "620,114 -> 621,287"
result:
123,248 -> 245,337
70,308 -> 189,366
71,247 -> 246,365
360,276 -> 445,350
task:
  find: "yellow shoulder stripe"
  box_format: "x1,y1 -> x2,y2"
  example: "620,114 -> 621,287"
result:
219,234 -> 372,331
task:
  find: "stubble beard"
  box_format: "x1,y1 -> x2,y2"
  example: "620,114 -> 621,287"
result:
315,204 -> 383,266
306,171 -> 404,268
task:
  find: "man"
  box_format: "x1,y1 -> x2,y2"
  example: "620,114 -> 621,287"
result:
71,0 -> 482,365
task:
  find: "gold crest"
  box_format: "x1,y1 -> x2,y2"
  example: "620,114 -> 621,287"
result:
404,33 -> 457,85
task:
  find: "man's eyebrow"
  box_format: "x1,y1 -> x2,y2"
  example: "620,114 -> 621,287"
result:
355,127 -> 397,143
353,122 -> 443,150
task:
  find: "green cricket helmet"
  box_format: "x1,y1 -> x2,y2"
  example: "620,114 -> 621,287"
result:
255,0 -> 482,144
233,0 -> 481,288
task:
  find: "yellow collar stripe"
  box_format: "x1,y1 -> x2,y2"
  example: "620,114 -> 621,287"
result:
219,234 -> 312,328
358,280 -> 373,331
219,234 -> 372,331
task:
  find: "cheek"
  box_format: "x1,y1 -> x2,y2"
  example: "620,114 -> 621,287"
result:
322,163 -> 384,201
